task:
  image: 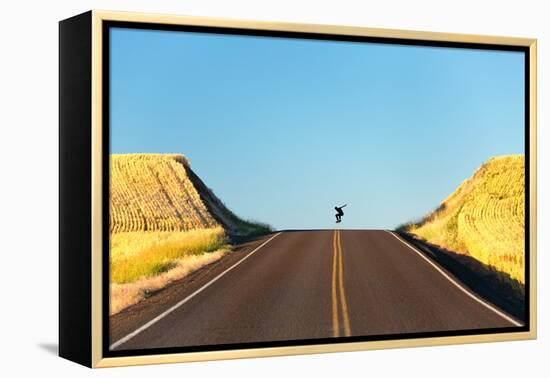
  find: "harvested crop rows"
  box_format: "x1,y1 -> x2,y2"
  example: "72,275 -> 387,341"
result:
110,154 -> 220,233
458,156 -> 525,283
407,155 -> 525,285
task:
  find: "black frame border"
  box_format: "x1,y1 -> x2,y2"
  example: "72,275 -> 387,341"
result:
101,20 -> 531,359
59,10 -> 93,367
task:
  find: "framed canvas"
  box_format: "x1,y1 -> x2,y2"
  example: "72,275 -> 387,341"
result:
59,10 -> 537,368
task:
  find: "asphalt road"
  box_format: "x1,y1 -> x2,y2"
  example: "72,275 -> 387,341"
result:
110,230 -> 521,351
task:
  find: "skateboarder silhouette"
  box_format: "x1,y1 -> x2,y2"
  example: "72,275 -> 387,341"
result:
335,204 -> 347,223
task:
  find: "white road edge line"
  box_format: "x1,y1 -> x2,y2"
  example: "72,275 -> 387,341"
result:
385,231 -> 523,327
110,232 -> 283,350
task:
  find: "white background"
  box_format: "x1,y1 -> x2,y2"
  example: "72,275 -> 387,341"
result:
0,0 -> 547,376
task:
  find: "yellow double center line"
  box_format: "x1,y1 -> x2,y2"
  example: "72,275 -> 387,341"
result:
331,229 -> 351,337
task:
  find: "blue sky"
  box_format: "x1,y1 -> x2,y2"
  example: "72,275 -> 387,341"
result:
110,27 -> 525,230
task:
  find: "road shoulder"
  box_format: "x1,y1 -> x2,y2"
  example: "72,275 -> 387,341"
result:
395,231 -> 525,322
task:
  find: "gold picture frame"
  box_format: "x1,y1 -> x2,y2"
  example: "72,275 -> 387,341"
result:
59,9 -> 537,368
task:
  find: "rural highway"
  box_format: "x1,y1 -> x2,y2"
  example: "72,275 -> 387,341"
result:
110,230 -> 521,351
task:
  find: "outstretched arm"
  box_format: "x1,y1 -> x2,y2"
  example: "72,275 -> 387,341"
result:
340,204 -> 347,208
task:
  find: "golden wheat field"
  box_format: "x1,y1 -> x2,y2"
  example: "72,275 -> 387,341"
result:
405,155 -> 525,286
110,154 -> 220,233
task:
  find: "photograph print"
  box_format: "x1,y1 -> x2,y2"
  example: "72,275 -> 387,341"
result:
106,24 -> 529,355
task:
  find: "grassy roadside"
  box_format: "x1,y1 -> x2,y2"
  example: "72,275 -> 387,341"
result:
110,227 -> 229,315
111,227 -> 228,283
109,224 -> 273,315
231,218 -> 273,237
